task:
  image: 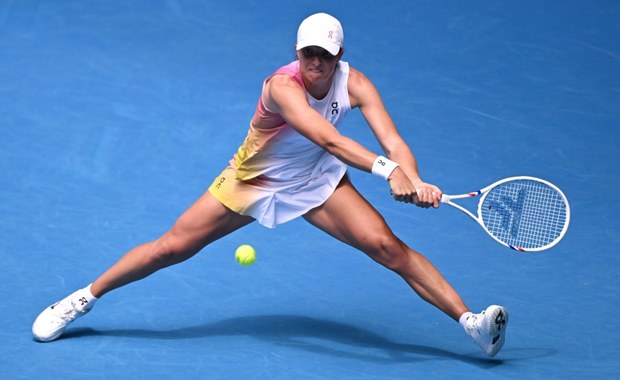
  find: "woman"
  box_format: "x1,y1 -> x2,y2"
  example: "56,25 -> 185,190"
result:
33,12 -> 508,357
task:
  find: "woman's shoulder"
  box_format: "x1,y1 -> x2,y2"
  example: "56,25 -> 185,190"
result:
347,66 -> 371,85
346,65 -> 378,108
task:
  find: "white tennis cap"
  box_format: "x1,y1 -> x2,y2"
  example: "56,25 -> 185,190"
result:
296,13 -> 344,56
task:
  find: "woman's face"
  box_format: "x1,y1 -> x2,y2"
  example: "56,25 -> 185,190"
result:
296,46 -> 342,87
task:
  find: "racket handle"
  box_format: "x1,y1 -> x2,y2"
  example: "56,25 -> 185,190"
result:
440,194 -> 450,203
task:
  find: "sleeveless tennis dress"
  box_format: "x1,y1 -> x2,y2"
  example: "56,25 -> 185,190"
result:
208,60 -> 351,228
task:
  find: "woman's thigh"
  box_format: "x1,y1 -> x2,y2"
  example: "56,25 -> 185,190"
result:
164,191 -> 256,255
303,176 -> 396,252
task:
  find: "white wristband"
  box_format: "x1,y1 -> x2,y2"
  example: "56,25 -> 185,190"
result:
371,156 -> 399,181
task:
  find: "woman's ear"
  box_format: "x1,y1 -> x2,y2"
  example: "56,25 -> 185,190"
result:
294,45 -> 302,60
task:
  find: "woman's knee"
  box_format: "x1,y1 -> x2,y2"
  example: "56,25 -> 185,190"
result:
365,234 -> 410,271
146,232 -> 200,267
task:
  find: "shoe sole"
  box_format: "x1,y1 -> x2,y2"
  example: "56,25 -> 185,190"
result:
485,305 -> 509,357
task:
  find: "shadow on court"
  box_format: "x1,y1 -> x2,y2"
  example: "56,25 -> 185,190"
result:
58,314 -> 553,368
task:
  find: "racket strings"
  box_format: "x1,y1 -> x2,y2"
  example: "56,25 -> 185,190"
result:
481,180 -> 568,250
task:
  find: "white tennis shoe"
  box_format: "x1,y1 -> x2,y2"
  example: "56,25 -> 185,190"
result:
463,305 -> 509,357
32,288 -> 95,342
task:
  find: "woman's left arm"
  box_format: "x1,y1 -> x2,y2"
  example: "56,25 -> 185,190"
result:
348,67 -> 441,207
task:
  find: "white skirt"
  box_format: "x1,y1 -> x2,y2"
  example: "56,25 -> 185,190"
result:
208,155 -> 347,228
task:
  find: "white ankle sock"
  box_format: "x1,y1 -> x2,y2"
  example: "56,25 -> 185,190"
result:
459,311 -> 474,329
74,284 -> 98,311
84,284 -> 98,301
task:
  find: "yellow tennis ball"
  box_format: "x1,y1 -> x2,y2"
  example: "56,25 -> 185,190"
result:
235,244 -> 256,266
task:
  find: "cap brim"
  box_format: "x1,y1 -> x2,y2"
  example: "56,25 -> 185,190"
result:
296,39 -> 341,56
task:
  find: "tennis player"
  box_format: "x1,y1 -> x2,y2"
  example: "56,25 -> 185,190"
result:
32,13 -> 508,357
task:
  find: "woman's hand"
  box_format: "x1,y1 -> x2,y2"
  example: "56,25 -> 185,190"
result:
412,181 -> 442,208
389,169 -> 441,208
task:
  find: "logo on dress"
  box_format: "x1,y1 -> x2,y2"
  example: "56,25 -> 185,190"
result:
331,101 -> 339,115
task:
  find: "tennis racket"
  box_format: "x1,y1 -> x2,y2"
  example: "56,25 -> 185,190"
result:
440,176 -> 570,252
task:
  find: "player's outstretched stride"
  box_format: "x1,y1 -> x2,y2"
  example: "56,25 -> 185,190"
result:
32,12 -> 511,358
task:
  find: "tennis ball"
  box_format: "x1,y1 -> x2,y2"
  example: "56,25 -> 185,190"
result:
235,244 -> 256,266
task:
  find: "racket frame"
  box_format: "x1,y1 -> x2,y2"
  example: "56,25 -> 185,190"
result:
440,176 -> 570,252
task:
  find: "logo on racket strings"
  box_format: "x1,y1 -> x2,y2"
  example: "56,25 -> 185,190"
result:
487,188 -> 527,237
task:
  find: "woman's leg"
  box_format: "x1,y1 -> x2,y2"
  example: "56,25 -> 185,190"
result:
33,191 -> 254,342
91,191 -> 255,297
303,176 -> 469,320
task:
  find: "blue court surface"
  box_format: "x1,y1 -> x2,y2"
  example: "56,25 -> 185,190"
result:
1,1 -> 619,379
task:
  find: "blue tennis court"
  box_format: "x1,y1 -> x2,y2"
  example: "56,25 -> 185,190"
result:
2,1 -> 618,378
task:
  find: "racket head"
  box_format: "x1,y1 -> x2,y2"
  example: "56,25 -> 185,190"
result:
477,176 -> 570,252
